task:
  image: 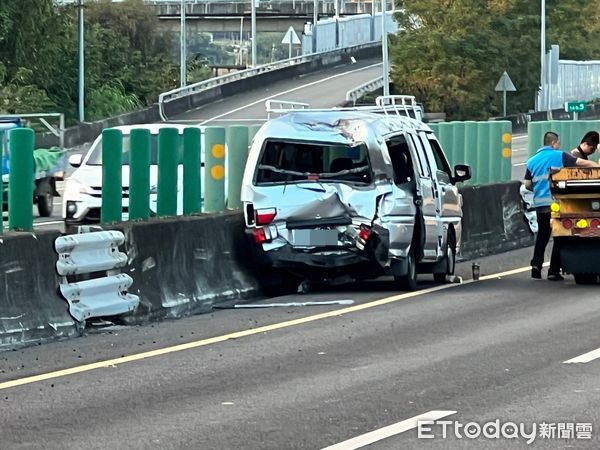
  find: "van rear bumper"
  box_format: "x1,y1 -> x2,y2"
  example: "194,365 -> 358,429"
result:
265,245 -> 368,269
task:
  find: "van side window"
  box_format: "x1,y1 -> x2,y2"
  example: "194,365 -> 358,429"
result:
428,138 -> 452,178
385,136 -> 415,185
408,134 -> 429,177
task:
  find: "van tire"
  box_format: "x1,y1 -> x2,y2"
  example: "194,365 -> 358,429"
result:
434,230 -> 456,283
395,246 -> 417,291
37,192 -> 54,217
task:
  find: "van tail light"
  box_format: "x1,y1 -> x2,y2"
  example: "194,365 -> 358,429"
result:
562,219 -> 573,230
359,226 -> 371,242
255,208 -> 277,226
252,228 -> 270,244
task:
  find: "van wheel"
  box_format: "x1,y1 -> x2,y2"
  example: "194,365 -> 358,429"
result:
434,230 -> 456,283
395,247 -> 417,291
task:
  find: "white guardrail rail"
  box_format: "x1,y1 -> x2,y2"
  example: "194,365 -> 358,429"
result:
55,230 -> 139,323
345,76 -> 384,105
158,41 -> 381,121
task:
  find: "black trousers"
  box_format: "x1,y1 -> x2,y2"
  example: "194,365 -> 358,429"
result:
531,210 -> 561,274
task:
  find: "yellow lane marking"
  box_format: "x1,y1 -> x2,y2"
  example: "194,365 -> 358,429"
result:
0,264 -> 536,390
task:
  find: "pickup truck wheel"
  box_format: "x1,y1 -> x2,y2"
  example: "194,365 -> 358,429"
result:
37,192 -> 54,217
573,273 -> 598,285
395,247 -> 417,291
434,231 -> 456,283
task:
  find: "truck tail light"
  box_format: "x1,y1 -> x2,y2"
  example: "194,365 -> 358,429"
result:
255,208 -> 277,226
591,219 -> 600,229
562,219 -> 573,230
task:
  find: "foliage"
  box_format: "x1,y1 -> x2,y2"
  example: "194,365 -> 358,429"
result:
0,0 -> 181,123
390,0 -> 600,120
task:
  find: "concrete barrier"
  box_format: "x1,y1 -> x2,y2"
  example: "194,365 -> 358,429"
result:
459,181 -> 534,259
0,230 -> 79,349
112,212 -> 260,323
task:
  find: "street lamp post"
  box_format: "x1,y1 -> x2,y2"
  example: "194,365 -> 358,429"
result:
540,0 -> 546,110
382,0 -> 390,96
251,0 -> 257,66
78,0 -> 85,122
180,0 -> 187,87
313,0 -> 318,53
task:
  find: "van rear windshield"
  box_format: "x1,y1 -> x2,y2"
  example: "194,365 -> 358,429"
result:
255,140 -> 372,185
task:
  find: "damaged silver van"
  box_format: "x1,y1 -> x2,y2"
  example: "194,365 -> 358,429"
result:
241,96 -> 471,290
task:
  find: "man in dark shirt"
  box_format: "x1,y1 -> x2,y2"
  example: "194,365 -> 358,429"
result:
570,131 -> 599,160
524,132 -> 599,280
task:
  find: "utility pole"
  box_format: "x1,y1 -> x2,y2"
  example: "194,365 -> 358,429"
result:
382,0 -> 390,95
180,0 -> 187,87
540,0 -> 546,110
312,0 -> 318,53
78,0 -> 85,122
251,0 -> 257,66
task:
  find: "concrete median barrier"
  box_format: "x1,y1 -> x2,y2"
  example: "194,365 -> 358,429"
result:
112,212 -> 260,323
459,181 -> 534,259
0,230 -> 79,349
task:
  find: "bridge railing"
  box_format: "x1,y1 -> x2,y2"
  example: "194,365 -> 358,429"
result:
158,41 -> 380,121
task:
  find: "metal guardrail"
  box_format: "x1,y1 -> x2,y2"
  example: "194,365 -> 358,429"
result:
0,113 -> 65,147
158,41 -> 381,121
345,76 -> 384,105
55,230 -> 139,322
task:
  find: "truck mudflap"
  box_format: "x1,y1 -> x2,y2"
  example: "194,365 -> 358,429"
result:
557,237 -> 600,275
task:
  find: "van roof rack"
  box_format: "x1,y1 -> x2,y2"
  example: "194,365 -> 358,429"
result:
265,95 -> 423,121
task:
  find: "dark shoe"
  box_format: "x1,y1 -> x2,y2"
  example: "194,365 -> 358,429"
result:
548,273 -> 564,281
531,266 -> 542,279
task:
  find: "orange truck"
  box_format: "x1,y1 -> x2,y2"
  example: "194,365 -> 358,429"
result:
549,167 -> 600,284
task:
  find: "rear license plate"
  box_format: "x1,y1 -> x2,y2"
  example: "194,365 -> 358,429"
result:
291,229 -> 338,246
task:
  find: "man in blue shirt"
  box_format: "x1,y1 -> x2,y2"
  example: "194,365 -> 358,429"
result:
524,131 -> 598,280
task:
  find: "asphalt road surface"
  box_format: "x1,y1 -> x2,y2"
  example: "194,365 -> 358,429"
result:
1,246 -> 599,449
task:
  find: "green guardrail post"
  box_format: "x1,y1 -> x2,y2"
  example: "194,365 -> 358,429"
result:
248,124 -> 262,143
157,128 -> 179,218
476,123 -> 490,184
183,127 -> 201,215
464,121 -> 478,184
527,121 -> 545,157
436,122 -> 454,166
204,126 -> 226,213
451,122 -> 465,166
129,128 -> 151,221
101,128 -> 123,224
489,121 -> 512,183
8,128 -> 34,231
226,126 -> 249,209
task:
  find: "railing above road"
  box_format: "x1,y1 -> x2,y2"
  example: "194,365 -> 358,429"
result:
158,41 -> 380,121
345,76 -> 384,105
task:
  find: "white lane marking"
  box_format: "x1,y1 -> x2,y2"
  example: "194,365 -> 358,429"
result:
321,410 -> 457,450
33,220 -> 64,228
512,135 -> 528,140
512,162 -> 527,167
564,348 -> 600,364
199,63 -> 382,125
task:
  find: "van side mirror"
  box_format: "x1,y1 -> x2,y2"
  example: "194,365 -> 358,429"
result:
453,164 -> 471,183
69,154 -> 83,168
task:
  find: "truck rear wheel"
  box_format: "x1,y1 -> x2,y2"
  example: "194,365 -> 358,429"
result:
573,273 -> 598,285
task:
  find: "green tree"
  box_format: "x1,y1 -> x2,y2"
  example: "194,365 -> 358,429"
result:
390,0 -> 599,120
